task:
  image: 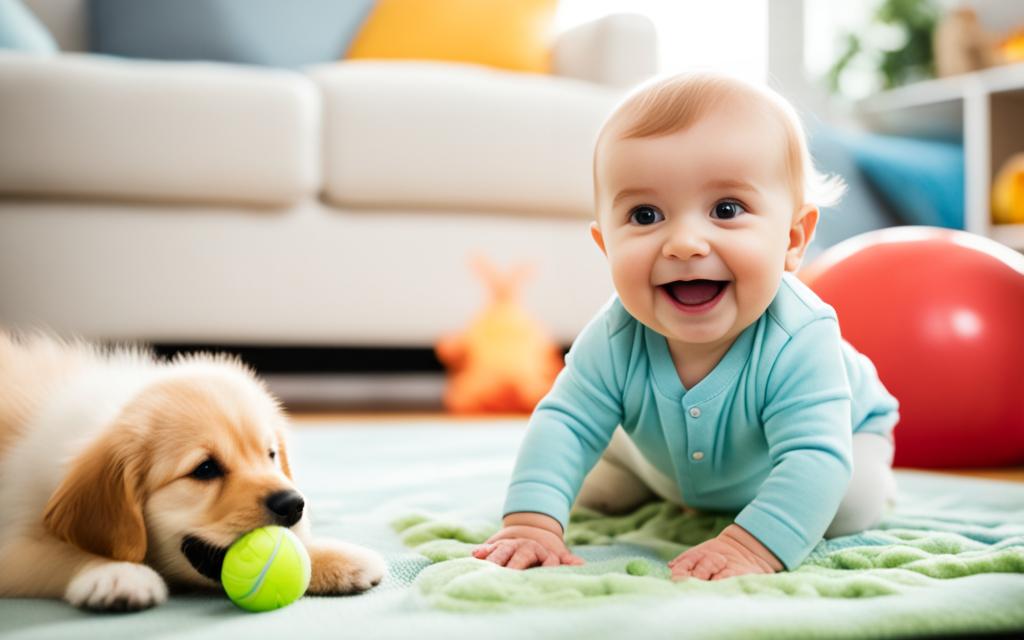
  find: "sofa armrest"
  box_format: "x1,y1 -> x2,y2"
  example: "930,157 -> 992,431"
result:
551,13 -> 658,88
0,52 -> 319,206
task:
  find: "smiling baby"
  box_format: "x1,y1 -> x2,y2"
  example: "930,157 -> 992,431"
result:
473,72 -> 900,580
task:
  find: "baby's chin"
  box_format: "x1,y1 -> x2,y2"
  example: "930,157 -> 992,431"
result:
653,300 -> 741,344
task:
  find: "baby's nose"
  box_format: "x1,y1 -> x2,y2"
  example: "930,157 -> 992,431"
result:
663,228 -> 710,259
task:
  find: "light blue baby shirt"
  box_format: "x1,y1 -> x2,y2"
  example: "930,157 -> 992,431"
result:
503,273 -> 899,570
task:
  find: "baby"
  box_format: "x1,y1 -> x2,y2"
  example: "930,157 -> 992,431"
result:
472,73 -> 899,579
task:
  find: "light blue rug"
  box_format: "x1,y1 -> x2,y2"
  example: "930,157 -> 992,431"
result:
1,420 -> 1022,639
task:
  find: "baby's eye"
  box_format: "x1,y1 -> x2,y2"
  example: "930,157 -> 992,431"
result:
629,205 -> 664,226
711,200 -> 747,220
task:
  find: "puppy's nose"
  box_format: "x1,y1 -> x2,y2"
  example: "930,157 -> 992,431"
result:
265,490 -> 305,527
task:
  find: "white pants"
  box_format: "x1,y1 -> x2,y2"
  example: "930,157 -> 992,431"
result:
576,428 -> 897,538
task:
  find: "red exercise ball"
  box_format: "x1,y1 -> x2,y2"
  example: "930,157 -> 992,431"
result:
800,226 -> 1024,468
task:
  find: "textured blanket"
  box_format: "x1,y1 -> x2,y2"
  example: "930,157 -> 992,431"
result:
397,502 -> 1024,615
1,422 -> 1022,640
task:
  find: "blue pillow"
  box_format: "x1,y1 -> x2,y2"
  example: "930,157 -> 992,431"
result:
0,0 -> 58,53
834,130 -> 965,230
89,0 -> 375,68
805,123 -> 902,259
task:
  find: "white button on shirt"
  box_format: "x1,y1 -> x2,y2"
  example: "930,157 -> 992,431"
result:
689,407 -> 701,418
692,451 -> 704,461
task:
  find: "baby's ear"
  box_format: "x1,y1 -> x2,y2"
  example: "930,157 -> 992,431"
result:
590,222 -> 607,256
785,205 -> 819,272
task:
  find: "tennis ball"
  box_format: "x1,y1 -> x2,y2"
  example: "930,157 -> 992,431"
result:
221,526 -> 311,612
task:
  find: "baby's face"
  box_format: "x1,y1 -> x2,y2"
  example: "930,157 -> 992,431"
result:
593,104 -> 806,352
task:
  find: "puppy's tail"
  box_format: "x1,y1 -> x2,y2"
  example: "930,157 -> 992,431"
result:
0,330 -> 96,442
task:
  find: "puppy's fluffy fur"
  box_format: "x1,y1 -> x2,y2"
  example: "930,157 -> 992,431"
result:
0,331 -> 386,611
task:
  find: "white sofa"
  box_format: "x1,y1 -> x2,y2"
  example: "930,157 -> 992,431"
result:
0,3 -> 657,347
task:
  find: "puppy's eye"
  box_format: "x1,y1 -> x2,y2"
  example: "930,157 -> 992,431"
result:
190,458 -> 223,481
269,450 -> 276,461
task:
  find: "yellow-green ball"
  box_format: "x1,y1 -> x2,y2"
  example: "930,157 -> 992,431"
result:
221,526 -> 311,612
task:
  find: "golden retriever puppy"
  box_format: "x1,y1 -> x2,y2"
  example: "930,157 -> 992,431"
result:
0,331 -> 386,611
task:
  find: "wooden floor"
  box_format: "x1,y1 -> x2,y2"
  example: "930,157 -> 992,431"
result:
291,411 -> 1024,484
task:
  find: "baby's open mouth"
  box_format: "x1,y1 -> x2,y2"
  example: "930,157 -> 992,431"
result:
662,280 -> 729,306
181,535 -> 229,582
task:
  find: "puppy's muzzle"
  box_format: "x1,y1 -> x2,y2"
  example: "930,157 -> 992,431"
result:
265,489 -> 305,527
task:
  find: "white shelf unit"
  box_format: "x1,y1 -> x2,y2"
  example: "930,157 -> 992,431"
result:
855,62 -> 1024,250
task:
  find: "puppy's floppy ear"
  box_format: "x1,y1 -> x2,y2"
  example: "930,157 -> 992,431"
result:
43,429 -> 147,563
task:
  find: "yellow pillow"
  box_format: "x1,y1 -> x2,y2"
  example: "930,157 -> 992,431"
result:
346,0 -> 558,73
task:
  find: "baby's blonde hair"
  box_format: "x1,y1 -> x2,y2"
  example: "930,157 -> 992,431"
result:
594,72 -> 846,211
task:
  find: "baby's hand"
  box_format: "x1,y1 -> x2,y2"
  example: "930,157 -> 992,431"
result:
472,523 -> 584,570
669,524 -> 783,581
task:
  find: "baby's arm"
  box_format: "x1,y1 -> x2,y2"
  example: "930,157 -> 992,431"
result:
477,303 -> 626,570
472,512 -> 584,569
716,318 -> 854,576
673,317 -> 857,580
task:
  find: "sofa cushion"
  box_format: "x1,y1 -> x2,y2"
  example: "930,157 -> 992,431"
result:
0,0 -> 58,54
838,130 -> 965,229
89,0 -> 374,68
311,61 -> 621,217
0,53 -> 319,205
347,0 -> 557,74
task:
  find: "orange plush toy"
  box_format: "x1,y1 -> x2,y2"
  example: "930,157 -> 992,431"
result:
436,256 -> 564,414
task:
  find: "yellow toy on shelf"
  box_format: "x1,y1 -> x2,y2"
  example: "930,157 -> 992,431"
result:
992,153 -> 1024,225
997,29 -> 1024,64
435,255 -> 564,414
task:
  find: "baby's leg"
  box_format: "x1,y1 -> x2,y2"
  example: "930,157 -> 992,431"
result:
825,433 -> 898,538
576,427 -> 685,514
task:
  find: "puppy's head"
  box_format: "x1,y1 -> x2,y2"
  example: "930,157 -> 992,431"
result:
43,355 -> 302,589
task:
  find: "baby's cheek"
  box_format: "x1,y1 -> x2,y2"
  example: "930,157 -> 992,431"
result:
731,253 -> 784,310
609,262 -> 651,307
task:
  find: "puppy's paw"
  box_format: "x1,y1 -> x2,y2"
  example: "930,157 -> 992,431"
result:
306,539 -> 387,595
65,562 -> 168,612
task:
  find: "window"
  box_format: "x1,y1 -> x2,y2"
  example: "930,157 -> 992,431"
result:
555,0 -> 769,83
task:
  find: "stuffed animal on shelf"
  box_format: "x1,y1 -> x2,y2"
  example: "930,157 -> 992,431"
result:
992,153 -> 1024,225
435,255 -> 564,414
933,7 -> 997,77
